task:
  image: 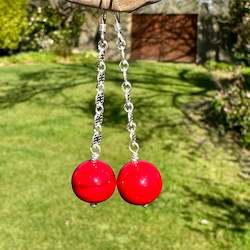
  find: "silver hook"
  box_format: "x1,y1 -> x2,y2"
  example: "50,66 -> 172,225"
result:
114,12 -> 120,23
101,10 -> 107,24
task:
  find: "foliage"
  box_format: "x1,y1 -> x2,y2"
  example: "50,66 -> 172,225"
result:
229,0 -> 250,64
208,70 -> 250,148
204,0 -> 250,148
20,0 -> 85,54
0,0 -> 28,52
205,60 -> 235,72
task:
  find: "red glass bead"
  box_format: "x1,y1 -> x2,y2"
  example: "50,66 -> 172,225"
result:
72,160 -> 116,204
117,160 -> 162,206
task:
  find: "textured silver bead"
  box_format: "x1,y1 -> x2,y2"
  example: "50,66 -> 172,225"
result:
90,12 -> 108,161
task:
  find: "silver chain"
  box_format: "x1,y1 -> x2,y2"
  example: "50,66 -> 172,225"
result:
90,12 -> 108,161
114,13 -> 140,162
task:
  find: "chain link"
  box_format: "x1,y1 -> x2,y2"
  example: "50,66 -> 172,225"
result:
90,12 -> 108,161
114,13 -> 140,162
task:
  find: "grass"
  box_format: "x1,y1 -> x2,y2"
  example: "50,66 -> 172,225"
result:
0,57 -> 249,250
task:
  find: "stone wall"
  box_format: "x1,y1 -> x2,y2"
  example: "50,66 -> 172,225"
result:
78,0 -> 233,62
136,0 -> 233,63
136,0 -> 198,14
137,0 -> 230,16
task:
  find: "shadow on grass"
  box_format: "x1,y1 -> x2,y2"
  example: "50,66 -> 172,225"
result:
0,62 -> 215,107
0,62 -> 215,144
181,178 -> 250,235
0,64 -> 96,109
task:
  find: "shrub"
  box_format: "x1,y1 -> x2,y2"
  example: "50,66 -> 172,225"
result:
205,60 -> 235,72
0,0 -> 28,53
229,0 -> 250,64
20,0 -> 85,54
208,70 -> 250,148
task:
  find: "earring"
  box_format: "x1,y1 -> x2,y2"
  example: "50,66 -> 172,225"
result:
114,13 -> 163,206
71,12 -> 116,207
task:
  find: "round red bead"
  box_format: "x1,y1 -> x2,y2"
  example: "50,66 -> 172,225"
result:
71,160 -> 116,204
117,160 -> 163,206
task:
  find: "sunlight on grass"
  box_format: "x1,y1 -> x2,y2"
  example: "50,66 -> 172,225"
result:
0,61 -> 249,250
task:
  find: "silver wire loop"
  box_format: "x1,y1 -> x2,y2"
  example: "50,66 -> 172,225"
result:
90,12 -> 108,161
127,122 -> 136,131
129,142 -> 139,162
114,12 -> 140,162
122,81 -> 132,92
90,144 -> 101,161
119,60 -> 129,72
98,40 -> 108,51
124,102 -> 134,112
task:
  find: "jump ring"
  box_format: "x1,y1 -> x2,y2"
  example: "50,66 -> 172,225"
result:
124,102 -> 134,112
119,60 -> 129,71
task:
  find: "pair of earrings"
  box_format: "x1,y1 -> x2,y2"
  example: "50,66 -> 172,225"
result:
71,12 -> 162,207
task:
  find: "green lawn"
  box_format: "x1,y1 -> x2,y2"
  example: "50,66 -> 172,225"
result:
0,60 -> 249,250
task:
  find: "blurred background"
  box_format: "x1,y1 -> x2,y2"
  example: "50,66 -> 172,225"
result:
0,0 -> 249,250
